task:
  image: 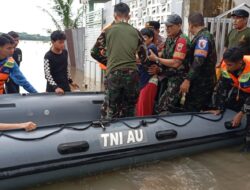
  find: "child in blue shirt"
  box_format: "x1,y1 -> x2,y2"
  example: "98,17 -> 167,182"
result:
136,28 -> 159,116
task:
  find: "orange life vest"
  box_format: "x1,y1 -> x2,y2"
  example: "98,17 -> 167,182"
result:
0,57 -> 15,94
221,56 -> 250,93
98,63 -> 107,70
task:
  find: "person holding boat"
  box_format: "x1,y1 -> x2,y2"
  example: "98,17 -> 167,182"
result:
5,31 -> 22,94
91,2 -> 147,119
0,34 -> 37,94
179,12 -> 217,112
0,122 -> 36,132
208,47 -> 250,151
44,30 -> 79,95
148,14 -> 191,114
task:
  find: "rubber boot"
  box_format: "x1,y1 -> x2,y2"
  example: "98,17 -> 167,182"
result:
241,132 -> 250,152
241,114 -> 250,152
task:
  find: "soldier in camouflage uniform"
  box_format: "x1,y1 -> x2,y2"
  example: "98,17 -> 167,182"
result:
91,22 -> 113,118
91,22 -> 114,68
180,13 -> 217,112
91,3 -> 147,119
149,14 -> 191,113
208,48 -> 250,151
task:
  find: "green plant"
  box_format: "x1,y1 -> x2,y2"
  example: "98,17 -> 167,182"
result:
40,0 -> 83,30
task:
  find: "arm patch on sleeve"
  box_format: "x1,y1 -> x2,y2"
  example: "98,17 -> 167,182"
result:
173,37 -> 187,60
194,38 -> 209,58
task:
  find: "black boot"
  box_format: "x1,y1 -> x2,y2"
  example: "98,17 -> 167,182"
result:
240,103 -> 250,152
241,115 -> 250,152
241,133 -> 250,152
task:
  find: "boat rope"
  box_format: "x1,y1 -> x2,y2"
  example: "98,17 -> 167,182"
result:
158,115 -> 194,127
0,123 -> 92,141
119,118 -> 159,129
117,112 -> 223,129
0,112 -> 224,141
193,113 -> 224,122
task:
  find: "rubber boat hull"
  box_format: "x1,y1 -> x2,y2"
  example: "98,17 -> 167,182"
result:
0,93 -> 247,189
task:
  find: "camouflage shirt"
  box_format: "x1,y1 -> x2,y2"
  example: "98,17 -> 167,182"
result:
90,22 -> 114,66
161,32 -> 191,78
91,22 -> 147,74
186,28 -> 217,84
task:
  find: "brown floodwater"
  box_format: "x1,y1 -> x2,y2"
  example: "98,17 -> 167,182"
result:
26,147 -> 250,190
19,41 -> 250,190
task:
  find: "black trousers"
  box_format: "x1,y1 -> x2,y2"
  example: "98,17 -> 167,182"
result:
5,78 -> 19,94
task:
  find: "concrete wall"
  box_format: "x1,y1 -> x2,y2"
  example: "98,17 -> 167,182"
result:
103,1 -> 114,26
66,28 -> 85,71
72,27 -> 85,71
83,9 -> 104,91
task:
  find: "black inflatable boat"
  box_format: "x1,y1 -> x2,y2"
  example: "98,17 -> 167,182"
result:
0,93 -> 246,189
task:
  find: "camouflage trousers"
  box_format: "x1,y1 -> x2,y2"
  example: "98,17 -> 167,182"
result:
157,77 -> 184,113
101,69 -> 139,119
185,82 -> 215,112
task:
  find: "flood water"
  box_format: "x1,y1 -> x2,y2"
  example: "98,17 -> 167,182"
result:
18,41 -> 49,93
26,147 -> 250,190
18,41 -> 250,190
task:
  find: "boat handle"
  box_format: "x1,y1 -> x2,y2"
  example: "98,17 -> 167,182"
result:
58,141 -> 89,155
92,100 -> 104,104
224,121 -> 241,130
156,130 -> 177,141
0,103 -> 16,108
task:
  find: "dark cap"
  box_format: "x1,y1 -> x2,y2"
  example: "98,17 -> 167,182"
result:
163,14 -> 182,26
231,9 -> 249,18
145,21 -> 160,30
